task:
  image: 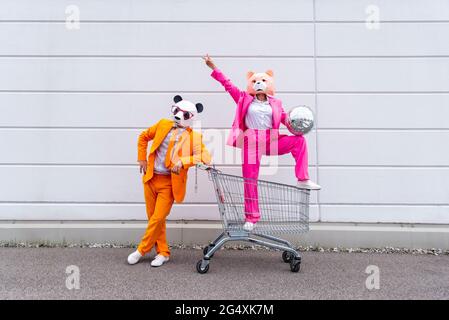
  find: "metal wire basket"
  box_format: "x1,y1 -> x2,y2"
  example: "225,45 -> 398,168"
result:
209,168 -> 310,235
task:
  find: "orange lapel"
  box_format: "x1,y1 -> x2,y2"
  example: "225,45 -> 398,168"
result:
149,120 -> 175,154
171,127 -> 192,163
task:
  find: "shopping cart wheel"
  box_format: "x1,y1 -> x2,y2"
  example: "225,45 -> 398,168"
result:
203,245 -> 215,258
196,260 -> 210,274
290,258 -> 301,273
282,251 -> 293,263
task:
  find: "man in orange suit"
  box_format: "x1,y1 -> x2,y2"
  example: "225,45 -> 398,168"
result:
127,95 -> 211,267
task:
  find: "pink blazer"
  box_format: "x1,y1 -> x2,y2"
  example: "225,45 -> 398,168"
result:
211,69 -> 287,147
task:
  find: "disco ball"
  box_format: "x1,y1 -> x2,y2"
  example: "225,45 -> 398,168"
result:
285,106 -> 314,136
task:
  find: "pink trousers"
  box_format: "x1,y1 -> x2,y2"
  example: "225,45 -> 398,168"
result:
242,129 -> 309,223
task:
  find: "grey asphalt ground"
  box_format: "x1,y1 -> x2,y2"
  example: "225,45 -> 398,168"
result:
0,248 -> 448,300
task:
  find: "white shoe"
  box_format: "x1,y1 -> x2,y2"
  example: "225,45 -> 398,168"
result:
243,221 -> 255,232
297,180 -> 321,190
150,254 -> 169,267
127,250 -> 143,265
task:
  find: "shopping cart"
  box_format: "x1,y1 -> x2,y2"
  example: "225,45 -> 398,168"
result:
195,164 -> 310,274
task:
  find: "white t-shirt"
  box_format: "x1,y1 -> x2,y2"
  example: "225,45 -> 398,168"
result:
245,97 -> 273,130
154,127 -> 185,175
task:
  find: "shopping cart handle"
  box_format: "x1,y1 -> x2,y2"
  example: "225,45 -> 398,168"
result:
196,163 -> 213,170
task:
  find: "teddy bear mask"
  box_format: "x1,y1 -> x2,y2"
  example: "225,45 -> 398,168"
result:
246,70 -> 275,96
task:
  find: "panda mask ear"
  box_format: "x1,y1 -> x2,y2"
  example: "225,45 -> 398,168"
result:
195,103 -> 204,113
173,95 -> 183,103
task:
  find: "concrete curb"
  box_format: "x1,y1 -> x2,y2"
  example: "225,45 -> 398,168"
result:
1,220 -> 449,249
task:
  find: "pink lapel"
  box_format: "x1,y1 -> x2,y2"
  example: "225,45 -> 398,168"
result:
239,94 -> 253,129
268,95 -> 282,129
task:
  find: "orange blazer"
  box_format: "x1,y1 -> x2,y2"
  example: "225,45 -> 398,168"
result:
137,118 -> 211,203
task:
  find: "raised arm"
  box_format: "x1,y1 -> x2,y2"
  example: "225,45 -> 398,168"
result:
202,54 -> 243,104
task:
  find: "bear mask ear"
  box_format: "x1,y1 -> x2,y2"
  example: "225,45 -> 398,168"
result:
173,95 -> 183,103
195,103 -> 204,113
265,70 -> 274,77
246,71 -> 255,79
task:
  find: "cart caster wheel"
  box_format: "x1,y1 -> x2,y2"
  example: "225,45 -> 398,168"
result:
203,245 -> 215,258
290,258 -> 301,273
282,251 -> 293,263
196,260 -> 210,274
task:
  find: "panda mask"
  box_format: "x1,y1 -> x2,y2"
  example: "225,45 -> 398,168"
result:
171,95 -> 204,128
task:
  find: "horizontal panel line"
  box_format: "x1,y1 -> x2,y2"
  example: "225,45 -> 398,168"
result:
318,91 -> 449,94
0,55 -> 315,59
0,201 -> 167,205
0,164 -> 139,167
0,202 -> 217,206
0,127 -> 158,130
316,20 -> 449,24
0,124 -> 161,131
317,92 -> 449,95
0,56 -> 317,60
0,127 -> 263,130
0,201 -> 223,205
316,128 -> 449,131
0,164 -> 314,168
318,203 -> 449,206
0,164 -> 446,169
318,165 -> 449,169
0,20 -> 448,24
317,55 -> 449,59
0,20 -> 316,24
0,126 -> 150,130
320,204 -> 449,207
0,163 -> 315,167
3,55 -> 449,59
0,90 -> 317,94
0,126 -> 248,130
1,91 -> 448,96
0,201 -> 445,206
2,90 -> 449,94
317,56 -> 449,60
0,127 -> 447,131
0,54 -> 449,60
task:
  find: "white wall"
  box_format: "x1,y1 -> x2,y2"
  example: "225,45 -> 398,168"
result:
0,0 -> 448,223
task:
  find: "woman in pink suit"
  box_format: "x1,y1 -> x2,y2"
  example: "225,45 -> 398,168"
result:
202,55 -> 320,232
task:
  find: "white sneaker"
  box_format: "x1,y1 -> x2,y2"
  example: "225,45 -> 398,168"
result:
297,180 -> 321,190
127,250 -> 143,265
150,254 -> 169,267
243,221 -> 255,232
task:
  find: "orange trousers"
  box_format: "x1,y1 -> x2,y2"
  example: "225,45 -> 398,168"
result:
137,174 -> 174,257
